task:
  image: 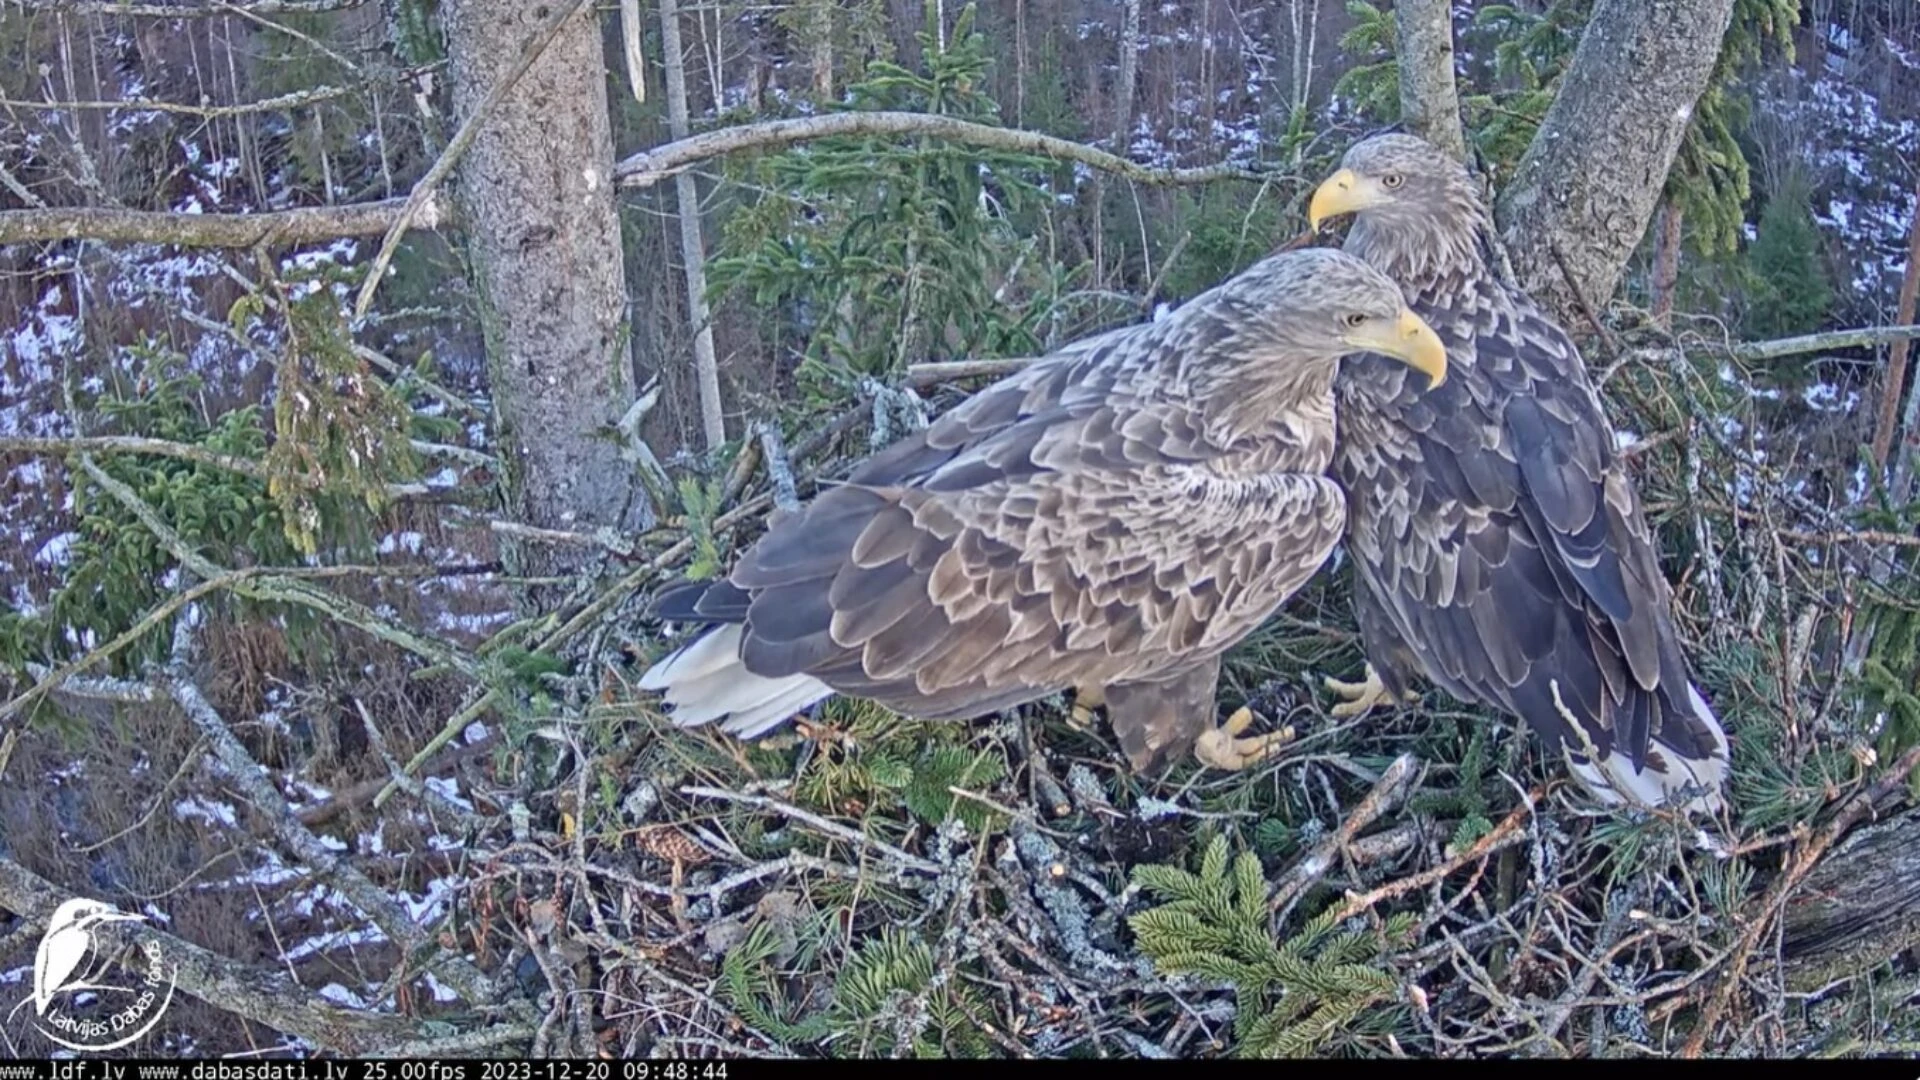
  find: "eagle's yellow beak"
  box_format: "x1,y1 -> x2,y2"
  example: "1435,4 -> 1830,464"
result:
1308,168 -> 1386,231
1345,309 -> 1448,390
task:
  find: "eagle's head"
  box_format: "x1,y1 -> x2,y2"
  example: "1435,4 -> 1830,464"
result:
1307,133 -> 1492,287
1308,133 -> 1483,231
1197,247 -> 1448,390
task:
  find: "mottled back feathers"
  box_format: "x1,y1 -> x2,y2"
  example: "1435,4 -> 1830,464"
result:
643,248 -> 1422,769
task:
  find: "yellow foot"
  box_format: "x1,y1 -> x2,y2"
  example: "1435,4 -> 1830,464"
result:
1194,706 -> 1295,772
1323,664 -> 1418,719
1068,684 -> 1106,732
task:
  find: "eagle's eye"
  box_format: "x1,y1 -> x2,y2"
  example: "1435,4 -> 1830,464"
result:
1342,313 -> 1369,329
1381,173 -> 1405,189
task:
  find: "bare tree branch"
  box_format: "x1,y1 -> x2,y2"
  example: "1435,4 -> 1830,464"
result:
0,198 -> 428,248
614,111 -> 1276,189
162,671 -> 507,1007
1,82 -> 368,119
0,572 -> 236,724
3,563 -> 494,726
1730,323 -> 1920,362
0,854 -> 424,1055
7,114 -> 1268,252
1,435 -> 273,479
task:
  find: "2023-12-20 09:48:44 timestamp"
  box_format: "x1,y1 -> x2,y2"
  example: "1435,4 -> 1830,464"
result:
480,1065 -> 728,1080
360,1064 -> 731,1080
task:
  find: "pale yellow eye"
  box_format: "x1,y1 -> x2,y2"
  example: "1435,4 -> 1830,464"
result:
1343,313 -> 1368,329
1381,173 -> 1405,189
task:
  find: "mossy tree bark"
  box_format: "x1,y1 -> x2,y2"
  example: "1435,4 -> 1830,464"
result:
1495,0 -> 1736,323
1782,806 -> 1920,992
443,0 -> 652,585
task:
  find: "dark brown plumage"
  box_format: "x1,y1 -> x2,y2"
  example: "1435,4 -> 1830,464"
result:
1308,133 -> 1731,812
640,247 -> 1447,773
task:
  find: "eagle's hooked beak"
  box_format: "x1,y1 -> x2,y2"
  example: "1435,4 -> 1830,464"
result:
1345,309 -> 1448,390
1308,168 -> 1389,231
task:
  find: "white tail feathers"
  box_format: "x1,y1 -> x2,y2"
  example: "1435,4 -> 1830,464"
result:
1564,681 -> 1730,815
639,625 -> 834,739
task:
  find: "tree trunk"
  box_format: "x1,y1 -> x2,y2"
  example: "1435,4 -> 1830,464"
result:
1013,0 -> 1026,126
1872,177 -> 1920,476
1495,0 -> 1736,324
1650,197 -> 1685,327
807,0 -> 835,101
1393,0 -> 1467,162
1115,0 -> 1141,149
1782,807 -> 1920,993
442,0 -> 651,572
660,0 -> 728,451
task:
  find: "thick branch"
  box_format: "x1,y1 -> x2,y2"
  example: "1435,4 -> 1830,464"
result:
9,115 -> 1263,251
1,435 -> 270,479
1781,805 -> 1920,992
0,198 -> 425,249
1682,743 -> 1920,1056
1393,0 -> 1467,161
29,0 -> 369,14
1730,324 -> 1920,363
614,112 -> 1273,189
1873,184 -> 1920,471
0,855 -> 419,1055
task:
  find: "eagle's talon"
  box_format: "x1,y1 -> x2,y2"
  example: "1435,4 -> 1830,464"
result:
1194,706 -> 1295,771
1067,684 -> 1106,733
1323,664 -> 1417,719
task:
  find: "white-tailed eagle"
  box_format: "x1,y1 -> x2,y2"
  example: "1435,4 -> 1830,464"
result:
641,247 -> 1447,773
1308,133 -> 1731,812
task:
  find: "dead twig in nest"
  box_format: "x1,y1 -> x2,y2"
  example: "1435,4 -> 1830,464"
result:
1268,752 -> 1421,921
1332,791 -> 1538,923
678,784 -> 942,874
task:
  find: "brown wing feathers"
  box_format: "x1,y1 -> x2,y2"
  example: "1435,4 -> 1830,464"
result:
1345,294 -> 1728,808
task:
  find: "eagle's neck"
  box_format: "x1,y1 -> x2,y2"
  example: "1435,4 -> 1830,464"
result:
1196,358 -> 1337,470
1345,194 -> 1494,302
